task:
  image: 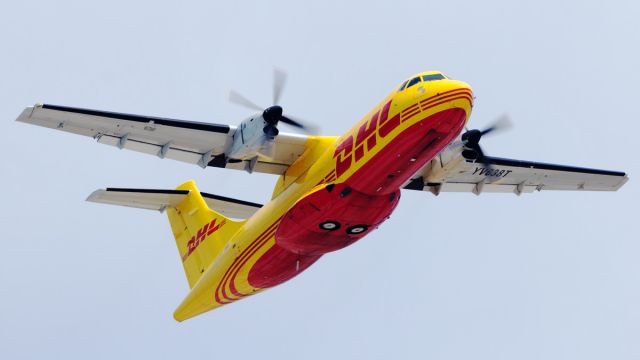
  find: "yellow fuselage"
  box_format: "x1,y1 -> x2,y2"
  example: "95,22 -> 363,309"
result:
174,72 -> 473,321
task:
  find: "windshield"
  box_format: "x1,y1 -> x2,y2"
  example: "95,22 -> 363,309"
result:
422,73 -> 446,82
399,73 -> 447,92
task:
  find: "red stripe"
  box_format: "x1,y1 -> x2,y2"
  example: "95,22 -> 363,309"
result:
217,226 -> 277,303
227,227 -> 279,298
420,88 -> 472,104
316,170 -> 337,186
420,90 -> 472,109
220,222 -> 279,301
402,103 -> 419,114
420,92 -> 472,109
402,109 -> 421,121
421,87 -> 473,104
423,95 -> 473,112
214,221 -> 280,303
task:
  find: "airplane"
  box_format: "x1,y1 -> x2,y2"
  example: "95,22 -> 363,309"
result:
16,70 -> 628,321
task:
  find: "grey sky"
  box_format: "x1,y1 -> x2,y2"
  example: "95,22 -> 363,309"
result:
1,1 -> 639,359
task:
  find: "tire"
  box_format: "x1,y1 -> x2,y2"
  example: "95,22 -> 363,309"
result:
346,224 -> 368,235
319,221 -> 341,231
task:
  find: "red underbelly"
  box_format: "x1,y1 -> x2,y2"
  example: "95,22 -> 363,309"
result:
275,183 -> 401,256
247,107 -> 467,289
347,107 -> 467,194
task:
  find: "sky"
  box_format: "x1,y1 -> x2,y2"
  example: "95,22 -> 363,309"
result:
1,0 -> 639,359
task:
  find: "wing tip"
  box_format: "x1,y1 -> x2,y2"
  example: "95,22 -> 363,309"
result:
15,103 -> 46,124
15,107 -> 33,123
85,189 -> 108,203
615,175 -> 629,191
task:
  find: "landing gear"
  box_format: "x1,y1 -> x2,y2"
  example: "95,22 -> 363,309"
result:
346,224 -> 368,235
319,221 -> 341,231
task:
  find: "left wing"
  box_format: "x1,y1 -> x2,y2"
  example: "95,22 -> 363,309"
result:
16,104 -> 309,175
405,145 -> 628,195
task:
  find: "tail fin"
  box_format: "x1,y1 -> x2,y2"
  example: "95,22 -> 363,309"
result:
167,180 -> 244,287
87,180 -> 248,287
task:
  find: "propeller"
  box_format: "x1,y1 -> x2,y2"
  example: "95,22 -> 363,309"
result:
458,115 -> 512,182
273,67 -> 286,105
228,68 -> 316,134
228,90 -> 262,112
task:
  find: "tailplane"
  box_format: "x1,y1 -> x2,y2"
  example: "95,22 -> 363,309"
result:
87,180 -> 257,287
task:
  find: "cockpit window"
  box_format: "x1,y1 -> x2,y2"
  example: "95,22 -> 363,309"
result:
422,73 -> 446,82
406,76 -> 421,88
399,74 -> 447,92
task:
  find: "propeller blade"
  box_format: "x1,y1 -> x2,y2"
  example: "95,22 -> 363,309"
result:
273,67 -> 287,105
229,68 -> 320,135
281,115 -> 319,134
480,114 -> 512,137
458,114 -> 513,184
229,90 -> 263,112
280,115 -> 303,128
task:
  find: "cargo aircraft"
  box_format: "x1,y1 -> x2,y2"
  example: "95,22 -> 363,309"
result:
17,70 -> 628,321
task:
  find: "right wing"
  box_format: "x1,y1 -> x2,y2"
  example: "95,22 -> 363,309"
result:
16,104 -> 310,175
405,145 -> 628,195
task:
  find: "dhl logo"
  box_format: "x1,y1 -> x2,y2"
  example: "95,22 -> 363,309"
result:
333,100 -> 400,178
182,218 -> 226,262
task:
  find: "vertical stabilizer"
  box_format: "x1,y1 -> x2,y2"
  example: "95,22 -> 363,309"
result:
166,180 -> 244,287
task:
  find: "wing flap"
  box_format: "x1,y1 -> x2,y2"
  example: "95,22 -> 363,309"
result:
96,134 -> 204,165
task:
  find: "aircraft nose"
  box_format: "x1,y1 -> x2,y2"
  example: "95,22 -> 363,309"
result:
439,79 -> 474,109
440,79 -> 473,96
421,79 -> 474,122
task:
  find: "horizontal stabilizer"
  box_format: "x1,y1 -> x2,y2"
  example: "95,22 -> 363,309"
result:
87,187 -> 262,219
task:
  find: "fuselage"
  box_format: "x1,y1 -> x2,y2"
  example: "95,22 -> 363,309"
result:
174,72 -> 474,320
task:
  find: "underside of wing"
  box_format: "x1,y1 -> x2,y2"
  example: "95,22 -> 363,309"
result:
405,146 -> 628,195
17,104 -> 310,175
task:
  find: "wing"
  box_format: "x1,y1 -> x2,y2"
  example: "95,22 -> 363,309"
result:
87,188 -> 262,219
16,104 -> 309,175
404,145 -> 628,195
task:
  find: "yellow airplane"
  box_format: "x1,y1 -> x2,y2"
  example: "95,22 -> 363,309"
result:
16,70 -> 628,321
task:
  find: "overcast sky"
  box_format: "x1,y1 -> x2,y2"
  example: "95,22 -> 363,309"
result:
1,1 -> 639,359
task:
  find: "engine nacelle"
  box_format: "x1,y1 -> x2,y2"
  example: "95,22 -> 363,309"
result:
226,114 -> 278,161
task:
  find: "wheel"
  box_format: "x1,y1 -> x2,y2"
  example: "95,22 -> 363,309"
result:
346,224 -> 368,235
319,221 -> 341,231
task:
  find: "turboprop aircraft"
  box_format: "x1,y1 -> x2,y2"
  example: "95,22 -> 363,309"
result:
16,70 -> 628,321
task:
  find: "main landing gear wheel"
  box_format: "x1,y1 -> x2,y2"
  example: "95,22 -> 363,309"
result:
346,224 -> 368,235
319,221 -> 341,231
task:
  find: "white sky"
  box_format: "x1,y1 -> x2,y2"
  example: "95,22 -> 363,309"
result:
1,1 -> 638,359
